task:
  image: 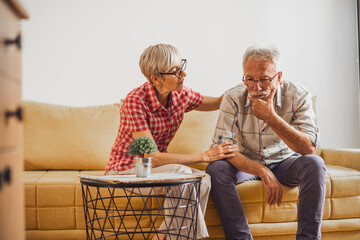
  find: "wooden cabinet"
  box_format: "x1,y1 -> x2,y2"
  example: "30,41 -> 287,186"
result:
0,1 -> 28,240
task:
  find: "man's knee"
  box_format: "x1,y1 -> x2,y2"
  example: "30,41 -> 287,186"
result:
302,154 -> 325,168
206,160 -> 232,175
301,154 -> 326,179
206,160 -> 236,183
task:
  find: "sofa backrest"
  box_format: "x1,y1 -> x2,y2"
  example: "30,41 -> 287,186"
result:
23,96 -> 319,171
23,101 -> 219,171
23,101 -> 120,170
167,110 -> 220,170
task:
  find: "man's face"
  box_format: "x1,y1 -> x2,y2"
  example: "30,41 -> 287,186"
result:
243,58 -> 282,100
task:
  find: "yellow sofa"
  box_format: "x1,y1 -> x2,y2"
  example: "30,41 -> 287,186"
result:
23,101 -> 360,240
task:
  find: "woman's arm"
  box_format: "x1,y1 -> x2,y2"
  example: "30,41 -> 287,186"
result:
194,95 -> 223,111
132,130 -> 236,168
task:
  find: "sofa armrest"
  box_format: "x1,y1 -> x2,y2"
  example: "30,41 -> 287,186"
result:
321,148 -> 360,171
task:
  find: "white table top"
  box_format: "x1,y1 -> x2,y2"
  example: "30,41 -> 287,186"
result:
79,172 -> 205,184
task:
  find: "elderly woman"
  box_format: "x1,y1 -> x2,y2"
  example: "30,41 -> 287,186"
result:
105,44 -> 236,239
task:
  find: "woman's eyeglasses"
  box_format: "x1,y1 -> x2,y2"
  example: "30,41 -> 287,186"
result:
159,59 -> 187,78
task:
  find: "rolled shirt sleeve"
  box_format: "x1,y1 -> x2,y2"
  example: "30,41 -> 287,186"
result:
291,91 -> 320,147
184,87 -> 204,112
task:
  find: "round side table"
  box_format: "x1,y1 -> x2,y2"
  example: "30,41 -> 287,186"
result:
80,173 -> 202,240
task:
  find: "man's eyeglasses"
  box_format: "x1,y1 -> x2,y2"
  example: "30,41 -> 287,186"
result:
159,59 -> 187,78
243,72 -> 279,87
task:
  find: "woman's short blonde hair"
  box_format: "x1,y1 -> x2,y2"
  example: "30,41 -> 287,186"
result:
139,44 -> 181,80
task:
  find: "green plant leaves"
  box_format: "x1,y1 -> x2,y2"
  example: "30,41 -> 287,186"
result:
128,136 -> 158,158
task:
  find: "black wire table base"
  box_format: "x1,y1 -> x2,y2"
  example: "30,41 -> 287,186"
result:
80,178 -> 201,240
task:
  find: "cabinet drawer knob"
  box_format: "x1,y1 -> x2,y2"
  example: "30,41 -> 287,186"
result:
5,106 -> 23,122
0,167 -> 12,190
5,33 -> 21,50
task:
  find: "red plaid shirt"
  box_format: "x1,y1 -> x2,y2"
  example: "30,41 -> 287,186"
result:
105,82 -> 203,173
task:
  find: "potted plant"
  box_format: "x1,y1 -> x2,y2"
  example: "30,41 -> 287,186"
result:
128,136 -> 158,177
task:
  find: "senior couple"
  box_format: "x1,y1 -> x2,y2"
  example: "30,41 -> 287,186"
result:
105,44 -> 326,240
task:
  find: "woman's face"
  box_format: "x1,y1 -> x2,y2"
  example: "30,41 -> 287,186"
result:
159,60 -> 187,92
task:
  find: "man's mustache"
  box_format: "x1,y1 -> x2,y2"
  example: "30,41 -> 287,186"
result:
249,91 -> 270,98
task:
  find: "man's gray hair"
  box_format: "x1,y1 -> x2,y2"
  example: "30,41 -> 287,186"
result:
242,45 -> 280,72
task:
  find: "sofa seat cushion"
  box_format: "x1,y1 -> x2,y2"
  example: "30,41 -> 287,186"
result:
326,165 -> 360,219
25,170 -> 166,231
24,170 -> 104,230
24,165 -> 360,231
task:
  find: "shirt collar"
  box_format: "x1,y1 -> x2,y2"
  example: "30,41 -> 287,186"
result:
170,90 -> 179,109
144,82 -> 178,112
244,84 -> 282,108
144,82 -> 162,112
244,91 -> 251,107
275,84 -> 282,108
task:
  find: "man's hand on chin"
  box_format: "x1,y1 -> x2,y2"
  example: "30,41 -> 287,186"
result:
248,88 -> 277,122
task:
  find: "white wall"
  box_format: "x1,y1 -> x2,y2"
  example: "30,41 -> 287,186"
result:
21,0 -> 360,149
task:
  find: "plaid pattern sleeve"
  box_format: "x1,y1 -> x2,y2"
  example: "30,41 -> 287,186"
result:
291,90 -> 320,147
213,92 -> 240,150
184,86 -> 203,112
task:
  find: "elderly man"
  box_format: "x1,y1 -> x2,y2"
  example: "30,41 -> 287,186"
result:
206,45 -> 326,240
